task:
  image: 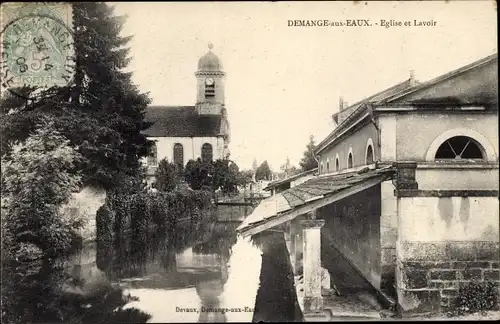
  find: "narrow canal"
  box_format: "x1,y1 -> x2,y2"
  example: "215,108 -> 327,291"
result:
96,222 -> 303,322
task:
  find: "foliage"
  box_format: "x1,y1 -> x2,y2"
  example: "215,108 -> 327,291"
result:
184,158 -> 214,190
212,159 -> 243,194
130,194 -> 149,269
239,169 -> 255,186
0,2 -> 153,191
299,134 -> 318,172
183,158 -> 250,193
154,158 -> 183,192
97,188 -> 215,275
96,205 -> 115,272
449,281 -> 499,316
0,119 -> 85,324
1,119 -> 84,260
1,4 -> 154,323
255,160 -> 273,181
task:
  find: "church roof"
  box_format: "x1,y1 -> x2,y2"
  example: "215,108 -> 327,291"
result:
142,106 -> 223,137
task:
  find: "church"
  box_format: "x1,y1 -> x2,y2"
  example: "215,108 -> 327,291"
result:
141,44 -> 231,181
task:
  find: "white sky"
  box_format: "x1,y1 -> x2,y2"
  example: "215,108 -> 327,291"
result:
113,1 -> 497,171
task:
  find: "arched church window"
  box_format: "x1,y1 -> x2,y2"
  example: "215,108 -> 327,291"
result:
348,153 -> 353,168
326,160 -> 330,173
173,143 -> 184,166
435,136 -> 484,160
366,145 -> 374,164
201,143 -> 213,162
148,142 -> 157,166
335,157 -> 340,171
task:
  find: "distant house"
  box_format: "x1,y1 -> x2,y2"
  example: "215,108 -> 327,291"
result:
141,44 -> 230,185
263,167 -> 318,196
243,180 -> 272,198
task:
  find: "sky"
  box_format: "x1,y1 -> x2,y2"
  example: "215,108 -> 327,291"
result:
113,1 -> 497,171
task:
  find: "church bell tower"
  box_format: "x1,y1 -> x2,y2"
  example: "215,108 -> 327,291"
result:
195,43 -> 225,115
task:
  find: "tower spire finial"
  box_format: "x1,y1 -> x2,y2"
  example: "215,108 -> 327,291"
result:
208,42 -> 214,50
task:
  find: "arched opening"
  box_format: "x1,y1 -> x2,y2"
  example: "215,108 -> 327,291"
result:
366,145 -> 374,164
435,136 -> 484,160
201,143 -> 213,163
173,143 -> 184,166
348,153 -> 353,168
148,142 -> 157,166
335,157 -> 339,171
326,160 -> 330,173
425,128 -> 496,162
320,162 -> 324,174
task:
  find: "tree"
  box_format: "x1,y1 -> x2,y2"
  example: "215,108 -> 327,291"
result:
239,169 -> 255,187
255,160 -> 272,181
183,158 -> 243,194
184,158 -> 213,191
212,159 -> 240,194
153,158 -> 183,192
252,159 -> 258,175
1,118 -> 84,259
0,3 -> 153,191
1,119 -> 85,323
299,134 -> 318,172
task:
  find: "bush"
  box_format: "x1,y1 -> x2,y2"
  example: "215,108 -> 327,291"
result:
99,188 -> 215,269
96,205 -> 115,272
154,158 -> 183,192
451,280 -> 499,316
1,119 -> 85,323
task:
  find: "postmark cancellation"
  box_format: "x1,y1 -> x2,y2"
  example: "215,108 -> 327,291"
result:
0,2 -> 76,95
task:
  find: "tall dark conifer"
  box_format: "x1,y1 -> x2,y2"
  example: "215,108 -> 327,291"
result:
0,2 -> 153,190
299,135 -> 318,172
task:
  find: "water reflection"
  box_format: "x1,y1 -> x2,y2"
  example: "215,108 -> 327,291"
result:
196,278 -> 227,323
252,231 -> 304,322
97,221 -> 302,323
110,222 -> 261,322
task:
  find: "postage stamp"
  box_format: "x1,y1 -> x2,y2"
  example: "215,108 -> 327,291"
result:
0,2 -> 75,97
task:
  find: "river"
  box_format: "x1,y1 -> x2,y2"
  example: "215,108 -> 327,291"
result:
98,222 -> 303,322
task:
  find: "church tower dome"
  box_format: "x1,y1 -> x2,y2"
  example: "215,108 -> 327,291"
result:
197,43 -> 223,72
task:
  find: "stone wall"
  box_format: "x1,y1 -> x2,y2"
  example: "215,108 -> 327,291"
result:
380,180 -> 398,296
61,185 -> 107,242
319,184 -> 382,290
396,195 -> 500,315
216,204 -> 254,222
398,242 -> 499,314
61,186 -> 107,291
